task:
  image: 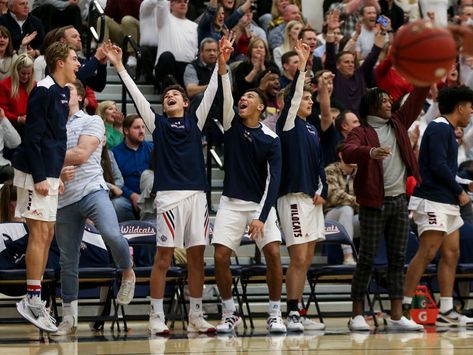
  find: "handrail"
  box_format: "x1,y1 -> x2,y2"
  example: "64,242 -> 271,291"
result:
85,0 -> 106,58
121,35 -> 142,116
206,118 -> 224,212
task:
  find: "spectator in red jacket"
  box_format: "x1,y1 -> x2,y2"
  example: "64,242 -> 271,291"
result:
0,53 -> 35,136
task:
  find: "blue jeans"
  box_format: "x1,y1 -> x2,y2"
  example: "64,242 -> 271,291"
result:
111,195 -> 136,222
56,189 -> 132,303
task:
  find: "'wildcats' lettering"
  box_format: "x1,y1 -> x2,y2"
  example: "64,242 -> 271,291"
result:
427,212 -> 437,225
290,204 -> 302,238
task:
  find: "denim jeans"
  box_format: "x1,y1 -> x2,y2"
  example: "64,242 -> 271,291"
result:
56,189 -> 132,303
111,195 -> 136,222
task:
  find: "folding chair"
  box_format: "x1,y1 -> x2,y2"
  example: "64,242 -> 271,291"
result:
306,220 -> 376,324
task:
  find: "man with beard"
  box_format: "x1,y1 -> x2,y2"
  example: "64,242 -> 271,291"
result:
256,66 -> 281,116
112,115 -> 153,221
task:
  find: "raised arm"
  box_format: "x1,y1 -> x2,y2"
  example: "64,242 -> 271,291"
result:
318,72 -> 335,132
218,34 -> 236,130
157,0 -> 170,30
106,44 -> 156,133
277,39 -> 310,132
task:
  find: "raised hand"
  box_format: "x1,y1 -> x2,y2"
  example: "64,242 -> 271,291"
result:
218,32 -> 235,64
294,39 -> 311,70
21,31 -> 37,47
318,71 -> 335,90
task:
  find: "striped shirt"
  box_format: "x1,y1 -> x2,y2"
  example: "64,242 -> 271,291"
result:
58,110 -> 107,208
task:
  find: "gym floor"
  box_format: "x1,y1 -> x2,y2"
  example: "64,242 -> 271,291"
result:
1,317 -> 473,354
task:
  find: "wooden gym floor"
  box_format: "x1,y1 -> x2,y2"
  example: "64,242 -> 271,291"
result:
1,317 -> 473,354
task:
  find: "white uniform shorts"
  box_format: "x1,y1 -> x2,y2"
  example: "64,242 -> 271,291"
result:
409,197 -> 464,236
277,193 -> 325,247
211,207 -> 281,252
156,191 -> 209,249
14,169 -> 59,222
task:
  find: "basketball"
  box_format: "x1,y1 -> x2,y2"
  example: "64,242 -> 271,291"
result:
391,20 -> 457,86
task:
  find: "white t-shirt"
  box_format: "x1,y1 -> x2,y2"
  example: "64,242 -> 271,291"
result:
155,0 -> 198,65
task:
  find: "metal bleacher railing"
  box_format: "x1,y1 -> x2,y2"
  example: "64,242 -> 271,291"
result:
85,0 -> 105,59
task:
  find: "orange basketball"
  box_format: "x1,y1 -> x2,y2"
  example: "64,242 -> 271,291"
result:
391,20 -> 457,86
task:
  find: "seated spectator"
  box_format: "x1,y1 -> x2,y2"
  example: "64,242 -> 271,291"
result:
262,0 -> 291,33
101,134 -> 131,221
279,51 -> 299,89
184,38 -> 219,100
0,0 -> 44,57
233,37 -> 276,100
139,0 -> 158,84
0,25 -> 31,81
97,100 -> 124,150
0,107 -> 20,183
154,0 -> 198,91
273,19 -> 303,71
231,6 -> 267,61
31,0 -> 82,33
324,144 -> 359,265
0,180 -> 23,222
268,4 -> 301,52
197,0 -> 249,45
256,66 -> 281,115
99,0 -> 141,68
112,115 -> 153,222
138,150 -> 155,223
0,54 -> 35,136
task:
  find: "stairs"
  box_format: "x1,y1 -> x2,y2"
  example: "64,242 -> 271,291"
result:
96,66 -> 224,213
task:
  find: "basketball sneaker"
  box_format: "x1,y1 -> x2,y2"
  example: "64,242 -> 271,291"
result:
386,316 -> 424,331
267,313 -> 287,333
348,315 -> 370,331
216,311 -> 242,333
436,309 -> 473,327
286,311 -> 304,332
52,315 -> 77,336
298,309 -> 326,330
117,272 -> 136,305
16,297 -> 58,333
187,312 -> 216,333
148,312 -> 170,335
402,303 -> 412,320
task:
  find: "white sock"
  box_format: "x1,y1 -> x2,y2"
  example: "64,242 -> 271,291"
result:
297,301 -> 303,311
62,300 -> 78,319
189,297 -> 202,314
403,296 -> 413,305
150,298 -> 164,314
440,297 -> 453,313
268,300 -> 281,316
222,298 -> 236,314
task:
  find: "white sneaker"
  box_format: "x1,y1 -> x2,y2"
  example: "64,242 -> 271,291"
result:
267,314 -> 287,333
188,312 -> 216,333
301,316 -> 326,330
286,311 -> 304,332
348,315 -> 370,331
148,312 -> 170,335
126,55 -> 137,68
16,297 -> 57,333
51,316 -> 77,336
436,309 -> 473,327
216,311 -> 242,333
343,256 -> 357,265
117,272 -> 135,305
386,316 -> 424,331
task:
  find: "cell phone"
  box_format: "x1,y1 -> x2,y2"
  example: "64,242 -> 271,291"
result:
376,15 -> 389,28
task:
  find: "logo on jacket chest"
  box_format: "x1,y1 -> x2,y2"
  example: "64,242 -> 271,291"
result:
306,124 -> 317,137
243,130 -> 254,143
170,121 -> 185,129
